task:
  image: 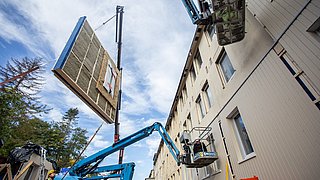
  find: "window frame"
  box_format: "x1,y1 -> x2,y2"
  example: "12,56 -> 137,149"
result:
216,50 -> 235,84
202,82 -> 214,109
194,49 -> 203,73
196,95 -> 206,120
190,64 -> 197,84
182,85 -> 188,105
187,113 -> 192,130
206,24 -> 215,39
307,17 -> 320,32
231,111 -> 255,162
103,62 -> 117,97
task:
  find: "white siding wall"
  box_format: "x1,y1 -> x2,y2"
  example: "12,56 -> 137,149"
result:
153,0 -> 320,179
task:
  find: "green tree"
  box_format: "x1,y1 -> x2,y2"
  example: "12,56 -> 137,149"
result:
0,57 -> 48,156
0,57 -> 48,115
0,89 -> 29,156
0,58 -> 87,169
54,108 -> 88,168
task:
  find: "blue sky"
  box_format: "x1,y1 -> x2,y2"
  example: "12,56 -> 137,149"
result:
0,0 -> 195,179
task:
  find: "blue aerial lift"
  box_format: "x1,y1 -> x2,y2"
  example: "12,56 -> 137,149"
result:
55,122 -> 217,180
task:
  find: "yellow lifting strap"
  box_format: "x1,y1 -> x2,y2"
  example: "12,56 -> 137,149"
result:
226,160 -> 229,180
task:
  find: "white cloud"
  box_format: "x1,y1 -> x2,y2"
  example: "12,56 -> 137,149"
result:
146,137 -> 161,157
135,160 -> 144,165
142,117 -> 166,127
118,114 -> 141,137
91,135 -> 111,149
46,108 -> 63,122
0,7 -> 50,58
131,143 -> 143,148
2,0 -> 194,117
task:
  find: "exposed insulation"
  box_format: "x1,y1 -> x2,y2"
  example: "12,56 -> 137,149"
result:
52,17 -> 119,124
62,53 -> 81,81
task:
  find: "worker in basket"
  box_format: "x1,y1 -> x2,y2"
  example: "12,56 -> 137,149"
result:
182,139 -> 192,164
47,170 -> 56,180
193,139 -> 207,154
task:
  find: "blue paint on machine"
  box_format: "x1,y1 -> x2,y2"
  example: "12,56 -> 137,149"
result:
53,16 -> 86,70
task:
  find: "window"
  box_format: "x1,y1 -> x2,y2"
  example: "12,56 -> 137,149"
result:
190,64 -> 197,83
206,24 -> 215,39
196,95 -> 206,119
187,113 -> 192,130
233,113 -> 254,158
219,52 -> 235,82
103,61 -> 117,97
307,17 -> 320,34
182,86 -> 188,100
203,82 -> 214,108
194,49 -> 203,72
183,121 -> 187,130
179,96 -> 184,109
307,17 -> 320,38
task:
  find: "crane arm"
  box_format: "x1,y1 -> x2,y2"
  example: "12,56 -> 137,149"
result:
69,122 -> 180,177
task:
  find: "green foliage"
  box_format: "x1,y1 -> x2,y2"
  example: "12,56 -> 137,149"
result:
0,92 -> 88,167
51,108 -> 88,168
0,58 -> 88,169
0,57 -> 48,156
0,57 -> 49,115
0,89 -> 28,156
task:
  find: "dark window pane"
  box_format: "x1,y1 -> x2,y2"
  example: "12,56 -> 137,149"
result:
195,50 -> 203,70
234,114 -> 254,155
190,65 -> 197,82
204,85 -> 213,108
196,96 -> 205,118
220,54 -> 235,82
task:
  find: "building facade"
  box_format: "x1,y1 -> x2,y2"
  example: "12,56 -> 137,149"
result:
152,0 -> 320,179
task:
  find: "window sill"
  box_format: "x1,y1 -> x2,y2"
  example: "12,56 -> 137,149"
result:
202,170 -> 222,180
238,153 -> 256,164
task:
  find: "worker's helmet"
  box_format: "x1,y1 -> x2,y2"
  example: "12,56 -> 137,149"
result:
48,170 -> 55,175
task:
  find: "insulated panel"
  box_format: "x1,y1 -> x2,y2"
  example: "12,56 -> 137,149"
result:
52,16 -> 120,124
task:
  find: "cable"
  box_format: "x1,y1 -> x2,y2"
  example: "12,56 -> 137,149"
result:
61,122 -> 104,179
94,14 -> 116,31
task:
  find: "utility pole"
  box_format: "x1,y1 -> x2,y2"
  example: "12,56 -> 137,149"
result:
114,5 -> 124,165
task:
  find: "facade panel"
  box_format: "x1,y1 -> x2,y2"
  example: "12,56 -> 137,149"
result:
53,17 -> 120,124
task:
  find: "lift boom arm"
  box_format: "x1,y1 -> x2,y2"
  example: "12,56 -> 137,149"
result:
181,0 -> 212,25
69,122 -> 180,177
